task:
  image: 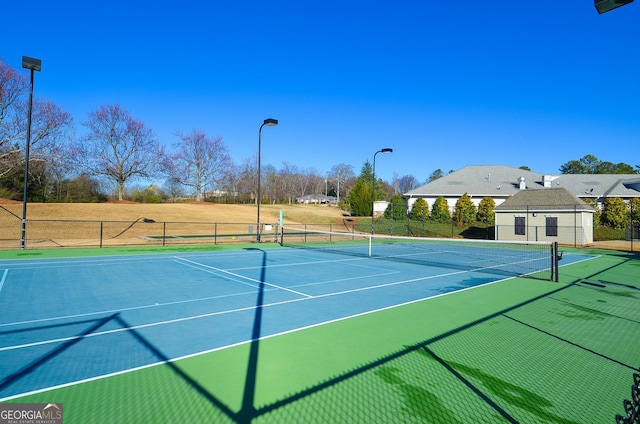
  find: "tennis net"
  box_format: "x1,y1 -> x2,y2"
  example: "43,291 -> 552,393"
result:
280,227 -> 559,281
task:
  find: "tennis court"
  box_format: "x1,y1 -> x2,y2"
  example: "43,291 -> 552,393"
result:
0,237 -> 638,423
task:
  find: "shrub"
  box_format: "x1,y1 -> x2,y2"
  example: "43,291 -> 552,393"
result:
384,195 -> 407,220
454,193 -> 476,226
431,196 -> 451,223
409,197 -> 429,221
601,197 -> 628,230
476,196 -> 495,225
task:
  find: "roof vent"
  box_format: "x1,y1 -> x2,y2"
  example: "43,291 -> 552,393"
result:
542,175 -> 559,188
517,176 -> 526,190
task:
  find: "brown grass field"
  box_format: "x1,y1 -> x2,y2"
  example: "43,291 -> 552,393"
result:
0,200 -> 350,249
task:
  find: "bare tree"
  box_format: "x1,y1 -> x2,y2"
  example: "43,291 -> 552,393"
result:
262,163 -> 278,204
237,155 -> 258,204
170,129 -> 231,201
0,60 -> 27,174
0,60 -> 73,180
218,161 -> 241,202
279,162 -> 298,204
328,163 -> 354,202
392,173 -> 419,194
295,167 -> 324,200
163,177 -> 186,202
80,104 -> 164,200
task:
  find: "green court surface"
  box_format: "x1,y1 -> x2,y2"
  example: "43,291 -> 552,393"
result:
1,245 -> 638,423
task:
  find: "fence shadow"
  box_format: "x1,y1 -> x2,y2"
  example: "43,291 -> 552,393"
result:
2,252 -> 635,422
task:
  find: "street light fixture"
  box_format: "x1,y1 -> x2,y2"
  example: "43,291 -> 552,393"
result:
21,56 -> 42,250
595,0 -> 633,13
257,118 -> 278,242
371,148 -> 393,235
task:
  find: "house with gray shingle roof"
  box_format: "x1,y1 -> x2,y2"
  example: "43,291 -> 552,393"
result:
404,165 -> 640,213
493,188 -> 596,246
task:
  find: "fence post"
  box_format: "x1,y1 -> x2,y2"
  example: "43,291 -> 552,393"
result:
162,222 -> 166,247
573,205 -> 578,248
100,221 -> 103,248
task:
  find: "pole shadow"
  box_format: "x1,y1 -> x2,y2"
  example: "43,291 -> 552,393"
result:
4,251 -> 628,422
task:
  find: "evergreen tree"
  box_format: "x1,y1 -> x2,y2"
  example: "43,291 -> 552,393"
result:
600,197 -> 628,229
631,198 -> 640,223
347,161 -> 386,216
454,193 -> 476,225
431,196 -> 451,223
384,195 -> 407,220
409,197 -> 429,221
476,196 -> 496,225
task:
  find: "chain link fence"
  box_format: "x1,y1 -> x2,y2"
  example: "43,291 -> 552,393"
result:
0,219 -> 281,250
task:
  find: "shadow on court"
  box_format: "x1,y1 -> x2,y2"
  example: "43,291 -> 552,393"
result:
0,315 -> 118,394
2,250 -> 637,423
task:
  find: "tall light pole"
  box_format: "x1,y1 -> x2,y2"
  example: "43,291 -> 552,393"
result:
257,118 -> 278,242
371,148 -> 393,235
21,56 -> 42,250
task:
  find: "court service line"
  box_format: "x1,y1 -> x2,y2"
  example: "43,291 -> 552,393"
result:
0,269 -> 8,294
0,270 -> 512,403
0,267 -> 477,353
0,288 -> 273,329
174,256 -> 313,298
225,255 -> 382,271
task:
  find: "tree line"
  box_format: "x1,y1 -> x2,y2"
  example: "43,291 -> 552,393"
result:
1,59 -> 638,209
1,60 -> 424,205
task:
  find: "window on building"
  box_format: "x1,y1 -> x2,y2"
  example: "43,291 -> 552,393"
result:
546,216 -> 558,237
515,216 -> 525,235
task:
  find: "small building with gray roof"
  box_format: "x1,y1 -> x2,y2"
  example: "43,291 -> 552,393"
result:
493,188 -> 596,246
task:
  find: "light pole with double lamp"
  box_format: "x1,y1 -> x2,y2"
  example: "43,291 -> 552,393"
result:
257,118 -> 278,242
21,56 -> 42,250
371,148 -> 393,235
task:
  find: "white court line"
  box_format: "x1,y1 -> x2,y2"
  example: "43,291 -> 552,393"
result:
0,266 -> 473,353
224,255 -> 376,271
174,256 -> 313,298
0,269 -> 512,403
0,269 -> 8,294
0,252 -> 595,331
0,288 -> 268,329
0,258 -> 390,330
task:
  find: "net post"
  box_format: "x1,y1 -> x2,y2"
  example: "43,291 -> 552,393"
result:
553,242 -> 559,282
368,233 -> 372,258
550,242 -> 554,282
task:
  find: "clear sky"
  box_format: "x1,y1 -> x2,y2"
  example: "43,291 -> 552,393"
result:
4,1 -> 639,184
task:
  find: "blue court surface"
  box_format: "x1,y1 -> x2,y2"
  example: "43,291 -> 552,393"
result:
0,245 -> 593,401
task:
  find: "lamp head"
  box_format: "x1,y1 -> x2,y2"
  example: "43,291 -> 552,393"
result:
595,0 -> 633,14
22,56 -> 42,72
263,118 -> 278,127
381,148 -> 393,154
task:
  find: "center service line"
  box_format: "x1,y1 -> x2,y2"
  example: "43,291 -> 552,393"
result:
174,256 -> 313,298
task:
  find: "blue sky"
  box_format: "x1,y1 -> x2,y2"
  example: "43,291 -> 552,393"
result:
4,1 -> 639,183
